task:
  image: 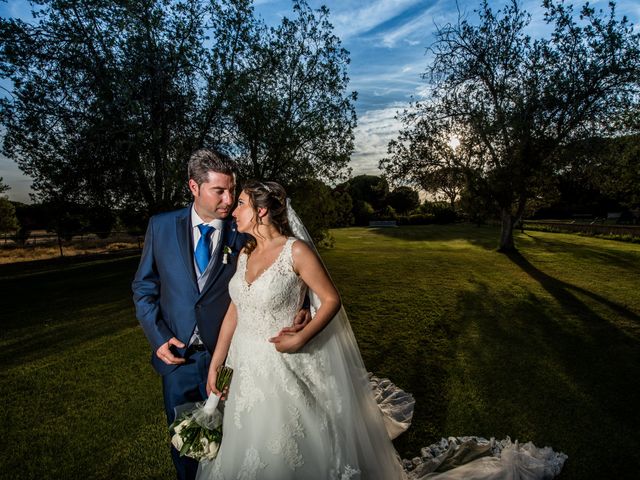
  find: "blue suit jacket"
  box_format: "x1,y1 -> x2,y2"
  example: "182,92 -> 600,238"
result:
132,206 -> 246,375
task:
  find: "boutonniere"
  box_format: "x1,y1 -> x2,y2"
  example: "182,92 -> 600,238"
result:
222,246 -> 233,264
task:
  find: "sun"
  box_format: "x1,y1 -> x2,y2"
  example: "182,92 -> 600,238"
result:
448,136 -> 460,150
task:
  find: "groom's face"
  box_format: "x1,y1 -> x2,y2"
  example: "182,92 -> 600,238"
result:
189,171 -> 236,222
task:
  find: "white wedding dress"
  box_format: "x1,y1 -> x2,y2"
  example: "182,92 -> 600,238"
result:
197,237 -> 406,479
196,237 -> 566,480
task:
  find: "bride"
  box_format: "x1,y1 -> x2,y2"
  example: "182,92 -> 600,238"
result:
196,180 -> 566,480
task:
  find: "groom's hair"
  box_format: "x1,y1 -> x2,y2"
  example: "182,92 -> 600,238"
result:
188,149 -> 237,186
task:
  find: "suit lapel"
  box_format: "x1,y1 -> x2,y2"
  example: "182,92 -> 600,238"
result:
176,207 -> 198,286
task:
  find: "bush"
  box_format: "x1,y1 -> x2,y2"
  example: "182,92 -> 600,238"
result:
87,206 -> 117,239
373,205 -> 397,221
420,202 -> 458,224
397,213 -> 436,225
288,178 -> 340,247
0,197 -> 19,233
352,200 -> 375,226
387,186 -> 420,214
13,226 -> 31,246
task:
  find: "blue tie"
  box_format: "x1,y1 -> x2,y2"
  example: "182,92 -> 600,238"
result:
195,224 -> 215,275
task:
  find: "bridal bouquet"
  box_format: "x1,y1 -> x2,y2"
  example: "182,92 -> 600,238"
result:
169,366 -> 233,461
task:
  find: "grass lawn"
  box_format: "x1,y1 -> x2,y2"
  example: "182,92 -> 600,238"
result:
1,225 -> 639,479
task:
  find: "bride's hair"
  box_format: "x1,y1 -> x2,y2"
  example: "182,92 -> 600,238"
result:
242,180 -> 293,255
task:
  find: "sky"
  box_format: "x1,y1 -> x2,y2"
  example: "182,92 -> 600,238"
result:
1,0 -> 638,202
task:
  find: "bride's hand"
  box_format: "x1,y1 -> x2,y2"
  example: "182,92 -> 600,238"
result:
206,364 -> 228,400
269,332 -> 305,353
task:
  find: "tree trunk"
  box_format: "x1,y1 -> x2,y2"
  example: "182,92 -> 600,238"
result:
57,235 -> 64,258
498,209 -> 516,252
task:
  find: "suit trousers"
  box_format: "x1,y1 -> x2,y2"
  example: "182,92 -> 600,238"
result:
162,350 -> 211,480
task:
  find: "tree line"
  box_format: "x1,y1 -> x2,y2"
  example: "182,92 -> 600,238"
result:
1,174 -> 429,247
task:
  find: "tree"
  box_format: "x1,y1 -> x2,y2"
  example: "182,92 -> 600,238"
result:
382,0 -> 640,251
0,177 -> 9,195
224,1 -> 356,185
1,0 -> 355,216
384,117 -> 472,208
536,134 -> 640,220
331,184 -> 354,227
386,186 -> 419,214
0,198 -> 19,234
287,178 -> 338,247
342,175 -> 389,225
585,135 -> 640,210
0,0 -> 212,213
344,175 -> 389,211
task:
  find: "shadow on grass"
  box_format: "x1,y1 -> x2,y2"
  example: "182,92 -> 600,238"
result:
506,251 -> 640,328
390,322 -> 454,459
344,286 -> 455,459
0,249 -> 141,279
449,258 -> 640,479
525,234 -> 640,271
0,254 -> 142,369
370,224 -> 500,251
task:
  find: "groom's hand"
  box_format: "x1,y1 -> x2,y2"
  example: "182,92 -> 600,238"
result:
275,308 -> 311,336
269,332 -> 305,353
156,337 -> 187,365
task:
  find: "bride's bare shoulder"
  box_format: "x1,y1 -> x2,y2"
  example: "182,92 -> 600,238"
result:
290,237 -> 311,253
290,238 -> 318,268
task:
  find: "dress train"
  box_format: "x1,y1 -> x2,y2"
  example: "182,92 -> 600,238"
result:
370,376 -> 566,480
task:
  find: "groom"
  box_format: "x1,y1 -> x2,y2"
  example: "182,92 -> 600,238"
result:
132,149 -> 309,480
132,149 -> 243,480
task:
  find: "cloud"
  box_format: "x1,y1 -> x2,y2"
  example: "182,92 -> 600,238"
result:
377,4 -> 439,47
349,57 -> 427,97
330,0 -> 425,40
350,104 -> 406,175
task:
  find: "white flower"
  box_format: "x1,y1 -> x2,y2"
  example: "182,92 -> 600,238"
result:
174,419 -> 189,435
207,441 -> 220,459
171,433 -> 184,451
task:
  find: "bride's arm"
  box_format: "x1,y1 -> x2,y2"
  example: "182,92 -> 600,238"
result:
206,301 -> 238,397
270,240 -> 341,353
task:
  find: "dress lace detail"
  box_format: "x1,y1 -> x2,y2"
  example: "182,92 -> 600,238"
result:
237,448 -> 266,480
233,363 -> 266,429
266,405 -> 304,470
340,466 -> 361,480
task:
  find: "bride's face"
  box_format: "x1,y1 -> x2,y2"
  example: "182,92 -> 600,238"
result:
233,191 -> 258,233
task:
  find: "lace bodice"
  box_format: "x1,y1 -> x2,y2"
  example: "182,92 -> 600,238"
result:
228,238 -> 306,341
